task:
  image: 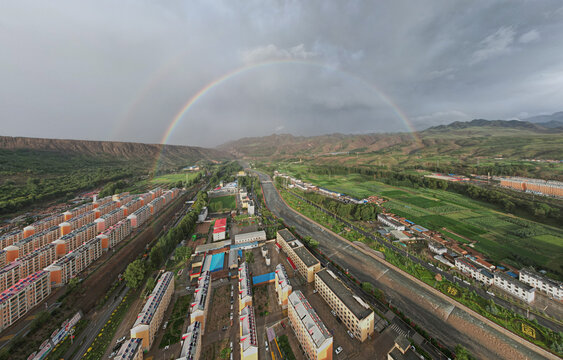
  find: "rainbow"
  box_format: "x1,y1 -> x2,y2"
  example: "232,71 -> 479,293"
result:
153,59 -> 421,173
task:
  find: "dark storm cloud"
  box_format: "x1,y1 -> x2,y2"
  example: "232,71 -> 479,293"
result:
1,0 -> 562,146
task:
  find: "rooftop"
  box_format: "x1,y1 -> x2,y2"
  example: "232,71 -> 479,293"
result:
293,246 -> 319,268
194,240 -> 231,254
288,290 -> 332,348
191,271 -> 211,311
495,271 -> 534,292
179,321 -> 201,360
315,269 -> 372,320
240,306 -> 258,351
239,262 -> 252,299
278,229 -> 296,243
234,230 -> 266,242
133,271 -> 173,327
275,263 -> 291,290
114,338 -> 142,360
520,267 -> 563,288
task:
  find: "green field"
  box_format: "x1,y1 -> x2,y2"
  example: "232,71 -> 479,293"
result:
149,171 -> 202,185
277,163 -> 563,277
208,195 -> 236,212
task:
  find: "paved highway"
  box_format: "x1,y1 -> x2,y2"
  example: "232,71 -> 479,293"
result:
253,170 -> 557,360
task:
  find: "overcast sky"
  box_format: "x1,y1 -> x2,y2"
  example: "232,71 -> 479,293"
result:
1,1 -> 563,147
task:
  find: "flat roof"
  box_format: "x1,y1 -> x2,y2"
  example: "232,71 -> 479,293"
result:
316,269 -> 372,320
277,229 -> 296,242
293,246 -> 319,267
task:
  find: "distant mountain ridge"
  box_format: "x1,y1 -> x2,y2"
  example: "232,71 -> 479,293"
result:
523,111 -> 563,128
0,136 -> 230,167
219,117 -> 563,160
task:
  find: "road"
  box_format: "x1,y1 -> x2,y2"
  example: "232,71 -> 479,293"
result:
288,190 -> 562,334
66,285 -> 129,359
253,170 -> 558,360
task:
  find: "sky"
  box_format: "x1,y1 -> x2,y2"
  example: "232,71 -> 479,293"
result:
1,1 -> 563,147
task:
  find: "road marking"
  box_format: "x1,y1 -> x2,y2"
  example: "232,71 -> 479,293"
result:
443,304 -> 455,321
376,268 -> 389,280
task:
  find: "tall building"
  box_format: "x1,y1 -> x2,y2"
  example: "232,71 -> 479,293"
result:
131,272 -> 174,351
315,269 -> 374,342
238,262 -> 253,312
178,321 -> 202,360
0,270 -> 51,331
288,291 -> 333,360
190,271 -> 211,333
239,306 -> 258,360
274,263 -> 292,309
114,338 -> 143,360
276,229 -> 321,283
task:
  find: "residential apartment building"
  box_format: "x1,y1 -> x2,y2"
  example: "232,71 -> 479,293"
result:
0,270 -> 51,331
454,258 -> 493,286
519,267 -> 563,300
276,229 -> 321,283
238,262 -> 253,312
314,269 -> 374,342
377,214 -> 405,231
274,263 -> 292,309
234,231 -> 266,245
288,291 -> 332,360
494,272 -> 535,303
428,241 -> 447,255
190,271 -> 211,333
131,271 -> 174,351
178,321 -> 202,360
115,338 -> 143,360
239,306 -> 258,360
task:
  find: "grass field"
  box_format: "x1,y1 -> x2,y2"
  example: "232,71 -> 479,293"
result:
208,195 -> 236,212
149,171 -> 202,186
277,163 -> 563,277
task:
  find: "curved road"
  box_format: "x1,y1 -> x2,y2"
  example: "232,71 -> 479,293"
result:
254,170 -> 557,360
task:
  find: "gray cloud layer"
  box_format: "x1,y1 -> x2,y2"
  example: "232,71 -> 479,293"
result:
1,1 -> 562,146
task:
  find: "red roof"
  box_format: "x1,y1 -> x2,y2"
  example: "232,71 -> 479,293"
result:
215,218 -> 226,227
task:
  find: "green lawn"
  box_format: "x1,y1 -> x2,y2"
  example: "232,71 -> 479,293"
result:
149,171 -> 202,186
208,195 -> 236,212
277,163 -> 563,276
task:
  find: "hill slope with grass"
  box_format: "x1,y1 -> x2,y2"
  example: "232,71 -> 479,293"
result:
0,136 -> 230,216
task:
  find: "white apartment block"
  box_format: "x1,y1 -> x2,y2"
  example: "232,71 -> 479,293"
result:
494,272 -> 535,303
519,268 -> 563,300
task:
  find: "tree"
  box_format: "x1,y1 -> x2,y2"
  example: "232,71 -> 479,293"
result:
454,345 -> 476,360
144,277 -> 156,296
124,260 -> 145,289
175,246 -> 192,262
149,245 -> 164,269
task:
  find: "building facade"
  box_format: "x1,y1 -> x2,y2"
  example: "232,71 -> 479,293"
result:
315,269 -> 374,342
494,272 -> 535,303
288,291 -> 332,360
274,263 -> 292,309
178,321 -> 202,360
131,271 -> 174,351
239,306 -> 258,360
276,229 -> 320,283
519,267 -> 563,300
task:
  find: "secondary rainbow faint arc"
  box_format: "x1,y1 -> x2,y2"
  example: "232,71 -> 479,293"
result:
153,59 -> 420,172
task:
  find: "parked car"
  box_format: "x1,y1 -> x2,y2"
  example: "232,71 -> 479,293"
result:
313,289 -> 317,294
222,326 -> 228,331
163,321 -> 168,330
117,336 -> 126,343
347,330 -> 354,338
331,310 -> 337,317
335,347 -> 343,355
265,341 -> 269,351
281,321 -> 286,328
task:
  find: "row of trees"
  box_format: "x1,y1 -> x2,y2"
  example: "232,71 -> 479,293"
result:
124,190 -> 208,289
296,190 -> 379,221
300,164 -> 562,223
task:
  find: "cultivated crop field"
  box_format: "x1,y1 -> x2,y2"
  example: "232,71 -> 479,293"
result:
277,163 -> 563,277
